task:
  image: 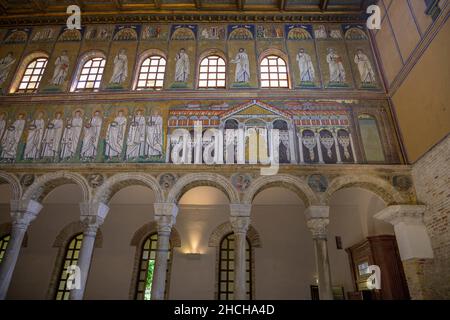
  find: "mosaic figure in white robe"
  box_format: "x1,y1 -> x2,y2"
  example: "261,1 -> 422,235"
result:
24,112 -> 45,160
60,111 -> 83,159
105,111 -> 127,158
110,49 -> 128,84
146,114 -> 163,156
231,48 -> 250,82
126,110 -> 146,159
326,48 -> 346,83
174,49 -> 190,82
51,51 -> 70,86
80,111 -> 102,160
296,49 -> 315,82
354,49 -> 376,84
41,113 -> 64,158
0,113 -> 6,142
0,52 -> 15,86
1,114 -> 25,160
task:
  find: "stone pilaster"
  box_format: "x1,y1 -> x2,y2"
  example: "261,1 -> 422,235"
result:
230,204 -> 251,300
0,199 -> 43,300
374,205 -> 433,300
151,203 -> 178,300
69,202 -> 109,300
305,205 -> 333,300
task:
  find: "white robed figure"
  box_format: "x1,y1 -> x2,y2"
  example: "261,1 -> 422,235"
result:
110,49 -> 128,84
231,48 -> 250,82
1,114 -> 25,160
105,111 -> 127,158
326,48 -> 346,83
60,111 -> 83,159
146,114 -> 163,156
41,113 -> 64,158
126,110 -> 146,159
0,113 -> 6,142
24,112 -> 45,160
174,48 -> 189,82
81,111 -> 102,160
296,49 -> 315,82
0,52 -> 15,86
354,49 -> 376,84
51,51 -> 70,86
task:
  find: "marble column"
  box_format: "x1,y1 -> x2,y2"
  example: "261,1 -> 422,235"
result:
332,131 -> 342,164
230,204 -> 251,300
315,132 -> 324,164
151,203 -> 178,300
305,206 -> 333,300
298,133 -> 305,164
0,199 -> 42,300
374,205 -> 433,299
70,202 -> 109,300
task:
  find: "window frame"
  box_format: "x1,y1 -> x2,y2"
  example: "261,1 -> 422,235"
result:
197,54 -> 227,89
54,233 -> 83,300
259,54 -> 290,89
0,234 -> 10,263
70,51 -> 107,93
15,57 -> 49,94
218,232 -> 253,300
135,55 -> 167,91
134,232 -> 173,300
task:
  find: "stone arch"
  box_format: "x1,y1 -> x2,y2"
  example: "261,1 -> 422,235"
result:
130,221 -> 181,248
208,221 -> 262,248
23,171 -> 90,203
0,171 -> 22,200
167,173 -> 239,204
47,221 -> 102,299
324,174 -> 406,205
93,172 -> 164,204
243,174 -> 318,207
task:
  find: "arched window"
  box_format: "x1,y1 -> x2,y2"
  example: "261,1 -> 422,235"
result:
75,57 -> 106,91
54,233 -> 83,300
16,57 -> 48,93
218,233 -> 252,300
136,55 -> 166,90
135,233 -> 172,300
260,55 -> 289,88
198,55 -> 226,89
0,234 -> 10,263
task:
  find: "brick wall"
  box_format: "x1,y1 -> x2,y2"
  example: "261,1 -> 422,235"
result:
412,134 -> 450,299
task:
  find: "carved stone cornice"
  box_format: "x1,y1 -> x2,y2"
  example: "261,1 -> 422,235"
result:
0,12 -> 367,27
229,203 -> 252,217
0,90 -> 388,105
374,205 -> 427,226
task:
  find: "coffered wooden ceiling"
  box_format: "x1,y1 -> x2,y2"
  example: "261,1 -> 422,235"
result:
0,0 -> 375,24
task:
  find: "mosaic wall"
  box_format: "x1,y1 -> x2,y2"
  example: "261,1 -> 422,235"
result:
0,100 -> 401,165
0,22 -> 380,93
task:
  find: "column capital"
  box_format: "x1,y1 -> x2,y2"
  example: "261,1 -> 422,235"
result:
79,202 -> 109,235
154,202 -> 179,217
374,205 -> 426,226
230,216 -> 251,235
229,203 -> 252,217
305,206 -> 330,239
9,199 -> 43,229
155,214 -> 176,233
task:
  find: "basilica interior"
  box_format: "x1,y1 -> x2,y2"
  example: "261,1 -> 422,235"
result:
0,0 -> 448,301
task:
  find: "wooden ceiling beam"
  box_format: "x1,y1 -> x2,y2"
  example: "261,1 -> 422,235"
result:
194,0 -> 202,9
279,0 -> 286,11
113,0 -> 123,10
0,0 -> 7,15
154,0 -> 161,10
320,0 -> 330,11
